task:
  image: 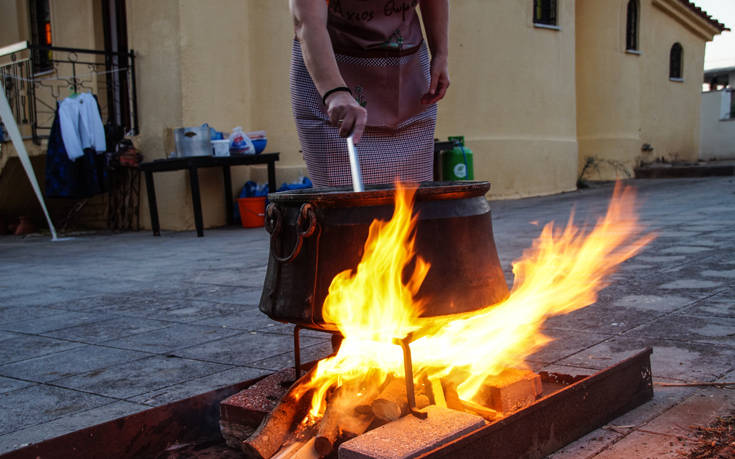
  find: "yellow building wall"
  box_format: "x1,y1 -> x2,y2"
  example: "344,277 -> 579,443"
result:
437,0 -> 578,198
576,0 -> 642,180
0,0 -> 29,45
576,0 -> 716,181
639,0 -> 708,163
1,0 -> 721,231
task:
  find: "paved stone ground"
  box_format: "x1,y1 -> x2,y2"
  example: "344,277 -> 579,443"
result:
0,177 -> 733,456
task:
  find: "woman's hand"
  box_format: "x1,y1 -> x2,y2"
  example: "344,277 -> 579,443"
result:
421,54 -> 450,105
325,91 -> 368,143
420,0 -> 449,105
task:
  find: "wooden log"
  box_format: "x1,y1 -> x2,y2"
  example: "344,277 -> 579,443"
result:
460,399 -> 501,421
242,369 -> 316,459
440,379 -> 465,412
415,394 -> 430,409
341,411 -> 374,439
273,438 -> 319,459
271,440 -> 305,459
429,377 -> 447,408
371,378 -> 407,421
314,395 -> 341,457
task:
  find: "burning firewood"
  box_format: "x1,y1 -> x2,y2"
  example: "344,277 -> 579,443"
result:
272,438 -> 318,459
429,377 -> 447,408
460,399 -> 502,421
314,406 -> 373,456
440,378 -> 465,412
242,369 -> 316,459
371,377 -> 408,421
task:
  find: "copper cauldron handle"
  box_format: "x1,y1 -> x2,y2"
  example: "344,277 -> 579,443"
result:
266,202 -> 317,263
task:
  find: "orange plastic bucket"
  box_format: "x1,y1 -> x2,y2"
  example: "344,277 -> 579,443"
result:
238,196 -> 266,228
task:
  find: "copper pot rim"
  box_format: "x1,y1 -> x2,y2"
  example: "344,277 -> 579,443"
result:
267,181 -> 490,207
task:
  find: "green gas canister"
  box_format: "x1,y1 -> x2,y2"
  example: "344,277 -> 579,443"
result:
441,136 -> 474,180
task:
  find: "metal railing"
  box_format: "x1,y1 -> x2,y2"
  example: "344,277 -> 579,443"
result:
0,41 -> 138,144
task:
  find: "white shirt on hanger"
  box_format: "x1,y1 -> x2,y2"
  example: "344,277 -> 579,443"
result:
58,93 -> 106,161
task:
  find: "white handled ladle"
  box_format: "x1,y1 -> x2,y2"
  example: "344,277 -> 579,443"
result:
346,134 -> 364,192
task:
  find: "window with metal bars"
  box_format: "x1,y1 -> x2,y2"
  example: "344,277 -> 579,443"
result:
29,0 -> 53,73
533,0 -> 557,26
669,43 -> 683,79
626,0 -> 639,51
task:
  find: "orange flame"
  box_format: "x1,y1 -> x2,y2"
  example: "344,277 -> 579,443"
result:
298,182 -> 655,419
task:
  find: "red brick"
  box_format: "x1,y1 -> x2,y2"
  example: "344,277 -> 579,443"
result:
219,368 -> 296,431
473,368 -> 542,414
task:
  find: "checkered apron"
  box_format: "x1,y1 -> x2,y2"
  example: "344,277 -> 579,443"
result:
290,40 -> 437,187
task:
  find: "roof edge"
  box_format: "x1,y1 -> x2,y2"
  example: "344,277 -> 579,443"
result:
678,0 -> 729,32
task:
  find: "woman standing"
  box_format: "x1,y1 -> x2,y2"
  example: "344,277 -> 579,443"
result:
290,0 -> 449,187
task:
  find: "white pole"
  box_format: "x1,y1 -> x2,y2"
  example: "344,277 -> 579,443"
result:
0,81 -> 59,240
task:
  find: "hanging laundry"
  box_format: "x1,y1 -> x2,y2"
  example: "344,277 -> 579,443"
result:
45,96 -> 106,199
58,92 -> 106,160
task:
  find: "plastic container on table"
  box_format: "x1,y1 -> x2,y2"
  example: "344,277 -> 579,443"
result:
211,139 -> 230,157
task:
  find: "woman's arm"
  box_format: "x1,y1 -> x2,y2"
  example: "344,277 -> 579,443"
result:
419,0 -> 450,105
290,0 -> 367,142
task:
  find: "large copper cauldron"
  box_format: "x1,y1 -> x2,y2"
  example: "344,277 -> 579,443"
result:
259,181 -> 509,331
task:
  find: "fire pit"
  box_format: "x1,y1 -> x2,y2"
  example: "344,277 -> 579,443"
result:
236,182 -> 656,458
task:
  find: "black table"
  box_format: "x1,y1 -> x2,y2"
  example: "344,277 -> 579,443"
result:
140,153 -> 279,237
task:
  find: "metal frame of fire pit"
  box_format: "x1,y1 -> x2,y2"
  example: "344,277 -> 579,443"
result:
1,349 -> 653,458
417,347 -> 654,458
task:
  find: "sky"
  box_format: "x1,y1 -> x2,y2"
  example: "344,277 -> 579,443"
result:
691,0 -> 735,70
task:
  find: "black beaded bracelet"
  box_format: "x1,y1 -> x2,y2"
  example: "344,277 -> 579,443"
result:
322,86 -> 352,105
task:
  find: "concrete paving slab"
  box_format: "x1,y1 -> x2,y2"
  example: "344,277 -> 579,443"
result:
0,384 -> 115,436
0,345 -> 150,382
557,337 -> 735,382
701,269 -> 735,279
526,328 -> 614,365
543,303 -> 664,335
248,341 -> 334,371
0,334 -> 83,364
634,255 -> 687,264
591,387 -> 735,459
53,355 -> 232,399
658,279 -> 724,289
592,430 -> 691,458
547,428 -> 622,459
255,321 -> 338,338
682,290 -> 735,318
659,246 -> 714,255
173,331 -> 325,366
626,313 -> 735,347
128,366 -> 270,407
0,288 -> 102,308
0,400 -> 148,454
609,294 -> 694,313
101,323 -> 243,353
43,316 -> 174,343
193,307 -> 289,332
135,284 -> 263,306
0,376 -> 34,394
0,305 -> 67,323
0,310 -> 112,334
